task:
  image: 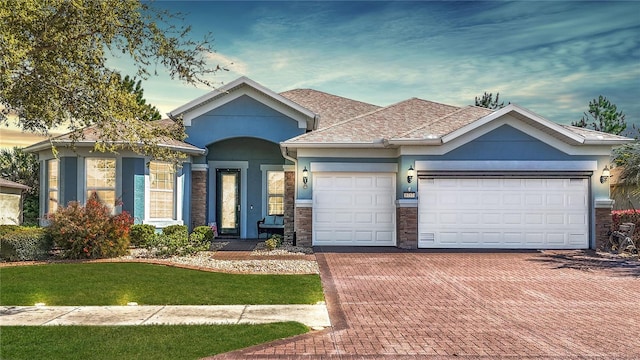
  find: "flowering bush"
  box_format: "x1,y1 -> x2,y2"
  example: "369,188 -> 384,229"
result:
47,193 -> 133,259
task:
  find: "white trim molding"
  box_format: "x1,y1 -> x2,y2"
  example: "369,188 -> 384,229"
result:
310,162 -> 398,173
415,160 -> 598,172
208,161 -> 249,238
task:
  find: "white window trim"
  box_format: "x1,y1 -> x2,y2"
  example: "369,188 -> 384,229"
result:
83,157 -> 120,214
47,159 -> 59,214
260,165 -> 285,218
143,162 -> 184,228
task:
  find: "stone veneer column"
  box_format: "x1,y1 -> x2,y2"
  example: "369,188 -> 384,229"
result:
595,199 -> 614,250
295,200 -> 313,247
396,200 -> 418,249
190,165 -> 208,228
283,171 -> 295,245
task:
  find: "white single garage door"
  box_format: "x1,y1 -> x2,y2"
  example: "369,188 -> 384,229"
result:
313,172 -> 396,246
418,177 -> 589,249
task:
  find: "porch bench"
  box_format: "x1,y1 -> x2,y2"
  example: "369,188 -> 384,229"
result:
257,215 -> 284,237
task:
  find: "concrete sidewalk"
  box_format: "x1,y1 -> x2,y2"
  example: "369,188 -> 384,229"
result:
0,305 -> 330,328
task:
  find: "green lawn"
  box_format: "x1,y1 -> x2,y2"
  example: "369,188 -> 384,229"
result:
0,262 -> 324,305
0,323 -> 308,360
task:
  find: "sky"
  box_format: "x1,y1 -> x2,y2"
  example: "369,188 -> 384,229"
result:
2,0 -> 639,148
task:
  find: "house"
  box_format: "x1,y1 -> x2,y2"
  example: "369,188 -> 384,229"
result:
0,178 -> 31,225
26,76 -> 632,250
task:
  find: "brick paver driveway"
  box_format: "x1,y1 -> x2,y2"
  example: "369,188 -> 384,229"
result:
213,250 -> 640,359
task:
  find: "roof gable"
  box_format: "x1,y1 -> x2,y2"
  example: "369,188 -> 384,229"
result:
169,77 -> 317,130
441,104 -> 631,146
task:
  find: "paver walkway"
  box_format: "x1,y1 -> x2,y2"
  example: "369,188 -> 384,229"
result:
212,250 -> 640,359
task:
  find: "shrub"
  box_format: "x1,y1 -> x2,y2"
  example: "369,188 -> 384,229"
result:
129,224 -> 157,247
145,230 -> 209,257
192,225 -> 214,242
0,225 -> 21,237
265,234 -> 283,251
47,193 -> 133,259
0,227 -> 52,261
162,224 -> 188,238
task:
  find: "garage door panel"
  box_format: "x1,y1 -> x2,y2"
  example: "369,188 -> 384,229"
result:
419,177 -> 588,249
355,194 -> 373,206
375,211 -> 394,224
354,212 -> 373,224
313,172 -> 396,246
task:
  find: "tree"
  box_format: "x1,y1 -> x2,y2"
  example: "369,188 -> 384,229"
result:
0,0 -> 221,161
0,147 -> 40,224
571,95 -> 626,135
612,142 -> 640,198
119,75 -> 162,122
475,92 -> 508,109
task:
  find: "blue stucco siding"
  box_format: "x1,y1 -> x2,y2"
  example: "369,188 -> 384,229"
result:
59,157 -> 78,206
208,137 -> 286,238
441,125 -> 574,160
121,157 -> 146,224
185,95 -> 306,148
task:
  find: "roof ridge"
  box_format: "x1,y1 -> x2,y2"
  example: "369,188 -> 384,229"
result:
395,105 -> 470,138
279,88 -> 381,109
286,97 -> 416,140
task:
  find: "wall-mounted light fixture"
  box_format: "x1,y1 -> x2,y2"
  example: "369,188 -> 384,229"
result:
600,165 -> 611,184
302,166 -> 309,188
407,165 -> 415,183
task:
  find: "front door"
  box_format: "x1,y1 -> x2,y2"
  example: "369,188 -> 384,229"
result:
216,169 -> 240,237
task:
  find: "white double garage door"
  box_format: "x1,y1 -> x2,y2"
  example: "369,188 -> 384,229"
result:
312,172 -> 589,249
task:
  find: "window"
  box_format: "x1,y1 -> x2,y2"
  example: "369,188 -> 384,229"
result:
47,159 -> 59,213
149,161 -> 175,219
267,171 -> 284,215
86,158 -> 116,212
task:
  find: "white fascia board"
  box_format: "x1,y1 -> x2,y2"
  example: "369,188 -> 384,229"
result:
26,140 -> 205,156
169,77 -> 316,128
297,147 -> 398,159
388,137 -> 442,146
442,104 -> 585,145
583,139 -> 633,146
284,140 -> 389,148
415,160 -> 598,172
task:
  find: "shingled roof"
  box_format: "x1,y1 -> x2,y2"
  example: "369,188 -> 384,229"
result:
24,119 -> 205,155
284,97 -> 481,144
280,89 -> 380,129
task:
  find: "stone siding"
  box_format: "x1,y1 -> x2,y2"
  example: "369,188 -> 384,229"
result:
283,171 -> 295,245
295,206 -> 312,247
191,170 -> 207,228
396,206 -> 418,249
595,207 -> 613,250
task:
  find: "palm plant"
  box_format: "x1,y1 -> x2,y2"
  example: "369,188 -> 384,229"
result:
612,142 -> 640,201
